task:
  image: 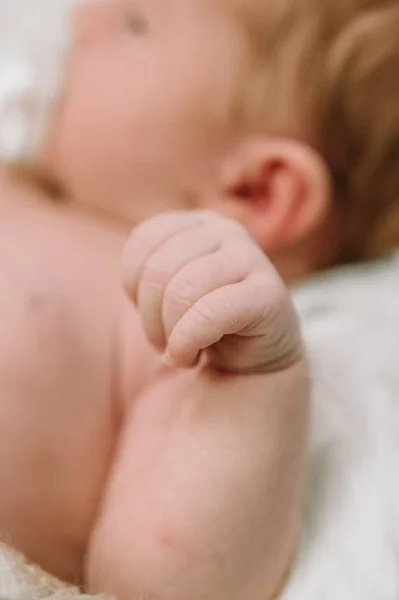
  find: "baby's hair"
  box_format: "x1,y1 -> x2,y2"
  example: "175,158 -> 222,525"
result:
237,0 -> 399,262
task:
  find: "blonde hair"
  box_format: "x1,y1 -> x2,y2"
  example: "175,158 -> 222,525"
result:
239,0 -> 399,262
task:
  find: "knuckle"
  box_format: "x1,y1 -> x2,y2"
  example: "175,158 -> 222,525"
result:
163,282 -> 201,338
141,255 -> 171,289
191,299 -> 221,333
166,277 -> 196,307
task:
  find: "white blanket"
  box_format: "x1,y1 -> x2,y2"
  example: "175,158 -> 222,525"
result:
0,0 -> 72,164
1,252 -> 398,600
283,251 -> 399,599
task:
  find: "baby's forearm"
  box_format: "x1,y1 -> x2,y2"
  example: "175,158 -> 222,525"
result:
86,362 -> 310,600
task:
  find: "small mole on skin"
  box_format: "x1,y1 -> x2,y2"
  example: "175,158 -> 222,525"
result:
158,528 -> 198,564
160,531 -> 177,549
27,288 -> 56,312
28,293 -> 46,311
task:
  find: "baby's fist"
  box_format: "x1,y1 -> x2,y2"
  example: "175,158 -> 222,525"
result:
123,211 -> 302,373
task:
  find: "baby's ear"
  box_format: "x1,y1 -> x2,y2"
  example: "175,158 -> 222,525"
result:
72,0 -> 120,47
216,138 -> 332,254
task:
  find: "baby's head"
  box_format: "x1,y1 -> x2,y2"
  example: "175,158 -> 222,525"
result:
8,0 -> 399,279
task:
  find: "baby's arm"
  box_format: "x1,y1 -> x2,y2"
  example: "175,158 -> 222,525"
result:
86,211 -> 310,600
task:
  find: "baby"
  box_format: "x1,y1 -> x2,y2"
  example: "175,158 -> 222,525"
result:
0,1 -> 398,600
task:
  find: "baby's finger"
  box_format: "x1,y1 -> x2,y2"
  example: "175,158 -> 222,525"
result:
136,225 -> 220,351
122,211 -> 215,302
162,251 -> 254,340
165,277 -> 268,369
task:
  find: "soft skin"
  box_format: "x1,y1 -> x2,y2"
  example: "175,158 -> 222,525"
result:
0,0 -> 331,597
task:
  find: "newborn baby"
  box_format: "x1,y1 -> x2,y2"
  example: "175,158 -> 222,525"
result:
0,3 -> 309,599
0,1 -> 398,599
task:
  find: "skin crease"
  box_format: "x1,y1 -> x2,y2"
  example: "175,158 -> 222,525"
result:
0,0 -> 338,597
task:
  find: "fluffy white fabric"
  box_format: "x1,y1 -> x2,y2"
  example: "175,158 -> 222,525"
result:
0,251 -> 398,600
0,544 -> 91,600
0,0 -> 72,164
283,250 -> 399,599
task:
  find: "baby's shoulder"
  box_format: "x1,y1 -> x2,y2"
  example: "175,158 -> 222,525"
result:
0,186 -> 128,575
0,183 -> 125,388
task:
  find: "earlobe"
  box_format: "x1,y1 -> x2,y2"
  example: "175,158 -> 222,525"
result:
218,139 -> 332,253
